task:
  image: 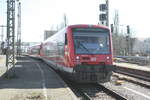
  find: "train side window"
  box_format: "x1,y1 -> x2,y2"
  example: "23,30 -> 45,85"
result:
65,33 -> 68,45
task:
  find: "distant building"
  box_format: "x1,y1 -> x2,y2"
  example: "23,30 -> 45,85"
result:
133,39 -> 144,54
133,38 -> 150,56
143,38 -> 150,53
44,30 -> 57,40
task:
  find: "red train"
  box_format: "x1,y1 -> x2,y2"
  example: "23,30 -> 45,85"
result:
28,24 -> 114,83
27,43 -> 41,58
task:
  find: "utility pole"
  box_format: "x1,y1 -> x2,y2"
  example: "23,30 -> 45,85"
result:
16,1 -> 21,56
106,0 -> 109,26
63,14 -> 67,27
6,0 -> 15,76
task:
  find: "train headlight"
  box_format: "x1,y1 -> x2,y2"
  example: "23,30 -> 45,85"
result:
76,56 -> 80,60
106,56 -> 110,60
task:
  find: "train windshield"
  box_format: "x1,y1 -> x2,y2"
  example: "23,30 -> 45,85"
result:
73,28 -> 110,54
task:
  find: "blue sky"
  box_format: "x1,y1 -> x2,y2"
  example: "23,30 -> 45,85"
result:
0,0 -> 150,42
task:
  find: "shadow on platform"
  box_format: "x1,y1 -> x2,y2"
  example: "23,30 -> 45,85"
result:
0,56 -> 66,89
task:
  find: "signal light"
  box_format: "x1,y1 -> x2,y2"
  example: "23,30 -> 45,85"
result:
76,56 -> 80,60
99,4 -> 107,11
99,14 -> 107,21
127,25 -> 130,34
111,24 -> 114,33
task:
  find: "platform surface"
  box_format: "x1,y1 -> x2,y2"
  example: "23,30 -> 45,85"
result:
114,62 -> 150,72
0,56 -> 77,100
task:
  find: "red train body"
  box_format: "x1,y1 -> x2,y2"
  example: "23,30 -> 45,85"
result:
27,44 -> 41,58
28,24 -> 114,83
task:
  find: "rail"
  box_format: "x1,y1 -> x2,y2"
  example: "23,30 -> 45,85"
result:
115,56 -> 150,65
96,84 -> 127,100
115,66 -> 150,82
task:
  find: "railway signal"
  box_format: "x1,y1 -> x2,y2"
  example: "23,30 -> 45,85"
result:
110,24 -> 114,33
99,14 -> 107,21
99,0 -> 109,27
99,4 -> 107,11
127,25 -> 130,34
126,25 -> 131,55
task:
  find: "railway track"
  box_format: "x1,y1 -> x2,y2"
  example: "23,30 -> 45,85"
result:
115,56 -> 150,66
113,73 -> 150,89
97,84 -> 127,100
67,82 -> 127,100
115,56 -> 150,82
115,69 -> 150,82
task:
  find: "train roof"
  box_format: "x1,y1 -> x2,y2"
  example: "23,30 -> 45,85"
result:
42,24 -> 110,43
67,24 -> 109,30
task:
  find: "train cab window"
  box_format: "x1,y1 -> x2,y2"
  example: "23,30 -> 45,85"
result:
65,33 -> 68,45
73,28 -> 110,54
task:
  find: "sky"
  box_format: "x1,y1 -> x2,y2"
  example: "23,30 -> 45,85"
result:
0,0 -> 150,42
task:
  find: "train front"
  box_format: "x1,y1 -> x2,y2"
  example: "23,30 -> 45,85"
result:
68,25 -> 114,83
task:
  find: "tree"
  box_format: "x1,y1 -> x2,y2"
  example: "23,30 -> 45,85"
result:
112,10 -> 121,56
56,13 -> 68,31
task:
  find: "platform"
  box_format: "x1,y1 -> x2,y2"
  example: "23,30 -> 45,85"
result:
0,56 -> 77,100
114,62 -> 150,72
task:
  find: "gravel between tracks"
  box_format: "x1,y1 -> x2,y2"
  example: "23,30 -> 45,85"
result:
103,78 -> 150,100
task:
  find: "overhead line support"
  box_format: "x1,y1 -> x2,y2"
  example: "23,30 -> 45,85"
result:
6,0 -> 15,76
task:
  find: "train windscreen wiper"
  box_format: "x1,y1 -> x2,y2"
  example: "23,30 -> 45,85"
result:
76,40 -> 90,53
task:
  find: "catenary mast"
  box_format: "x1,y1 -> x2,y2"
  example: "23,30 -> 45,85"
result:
6,0 -> 15,76
17,1 -> 21,55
